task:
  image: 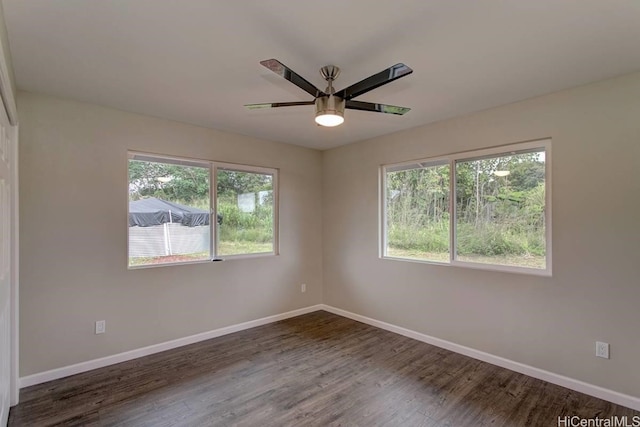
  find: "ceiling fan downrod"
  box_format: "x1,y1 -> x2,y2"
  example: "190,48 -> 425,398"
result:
320,65 -> 340,94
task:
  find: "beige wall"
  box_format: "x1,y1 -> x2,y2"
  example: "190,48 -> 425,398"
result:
18,92 -> 323,376
323,73 -> 640,397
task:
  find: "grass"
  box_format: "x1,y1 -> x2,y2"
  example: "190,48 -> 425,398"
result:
128,252 -> 209,267
387,247 -> 545,269
217,240 -> 273,256
386,247 -> 450,263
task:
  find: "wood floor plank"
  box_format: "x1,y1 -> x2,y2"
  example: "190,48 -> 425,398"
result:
9,311 -> 639,426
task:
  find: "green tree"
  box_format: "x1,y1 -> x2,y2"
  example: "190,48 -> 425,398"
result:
128,160 -> 209,205
216,170 -> 272,198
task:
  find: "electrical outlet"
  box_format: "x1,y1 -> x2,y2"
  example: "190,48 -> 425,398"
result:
95,320 -> 106,335
596,341 -> 609,359
301,283 -> 306,293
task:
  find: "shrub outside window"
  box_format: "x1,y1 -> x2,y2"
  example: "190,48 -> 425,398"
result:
128,153 -> 278,268
382,140 -> 551,275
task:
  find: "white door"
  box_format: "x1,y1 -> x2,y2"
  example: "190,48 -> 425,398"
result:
0,103 -> 15,426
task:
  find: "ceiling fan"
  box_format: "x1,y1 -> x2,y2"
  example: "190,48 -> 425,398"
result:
245,59 -> 413,127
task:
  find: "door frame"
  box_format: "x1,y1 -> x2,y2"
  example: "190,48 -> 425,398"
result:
9,125 -> 18,406
0,24 -> 19,406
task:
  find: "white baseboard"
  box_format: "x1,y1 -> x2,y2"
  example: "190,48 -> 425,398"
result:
20,304 -> 324,388
320,304 -> 640,412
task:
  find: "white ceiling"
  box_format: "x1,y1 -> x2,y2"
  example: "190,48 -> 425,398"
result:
3,1 -> 640,150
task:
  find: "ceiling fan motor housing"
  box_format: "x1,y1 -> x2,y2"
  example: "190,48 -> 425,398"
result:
315,94 -> 345,120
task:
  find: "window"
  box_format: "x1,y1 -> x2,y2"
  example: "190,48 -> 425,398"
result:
385,161 -> 450,263
128,153 -> 278,268
382,140 -> 551,275
216,165 -> 276,257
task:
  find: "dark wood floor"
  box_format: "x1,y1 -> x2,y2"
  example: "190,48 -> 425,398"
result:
9,311 -> 639,426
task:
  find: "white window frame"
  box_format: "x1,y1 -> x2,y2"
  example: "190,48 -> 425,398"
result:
381,139 -> 552,276
127,151 -> 279,269
214,161 -> 279,260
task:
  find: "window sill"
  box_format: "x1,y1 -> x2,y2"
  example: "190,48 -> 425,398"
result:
127,252 -> 278,270
381,255 -> 551,277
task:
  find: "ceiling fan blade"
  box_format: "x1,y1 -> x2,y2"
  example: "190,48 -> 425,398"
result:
245,101 -> 315,110
335,63 -> 413,101
260,59 -> 325,98
346,100 -> 411,115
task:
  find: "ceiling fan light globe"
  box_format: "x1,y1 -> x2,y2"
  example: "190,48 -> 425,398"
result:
315,113 -> 344,127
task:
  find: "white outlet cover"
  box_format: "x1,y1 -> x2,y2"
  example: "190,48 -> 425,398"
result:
95,320 -> 106,334
596,341 -> 609,359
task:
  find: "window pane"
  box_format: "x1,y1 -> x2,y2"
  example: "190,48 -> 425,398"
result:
217,169 -> 274,256
128,158 -> 210,267
455,149 -> 546,269
385,164 -> 450,262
